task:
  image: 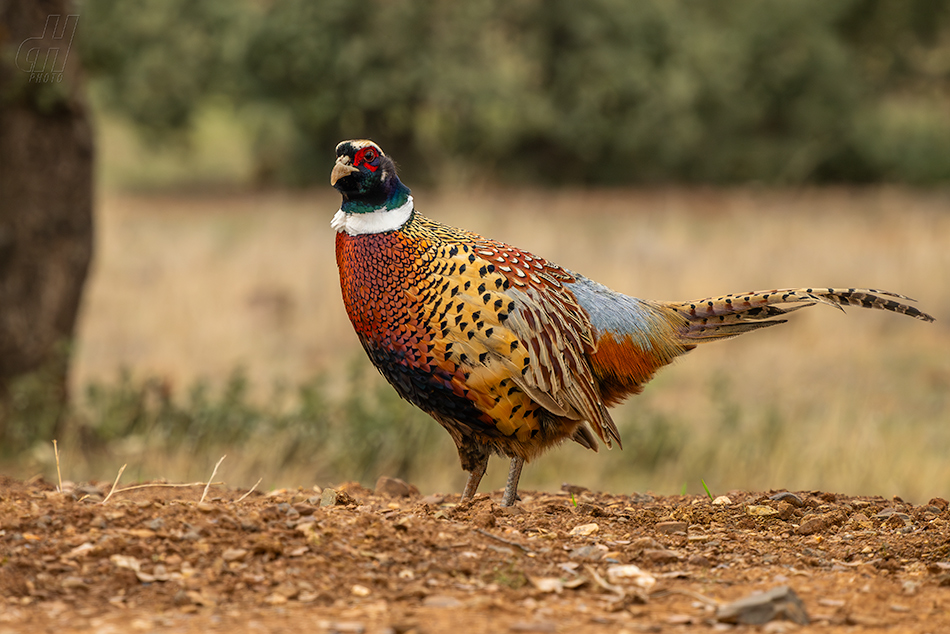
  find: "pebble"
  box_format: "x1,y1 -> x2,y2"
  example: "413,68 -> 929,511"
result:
509,622 -> 557,632
316,622 -> 365,634
712,495 -> 732,506
221,548 -> 248,562
61,576 -> 89,591
321,488 -> 357,507
375,476 -> 418,498
568,545 -> 605,561
796,516 -> 828,535
716,585 -> 809,625
569,523 -> 599,537
422,595 -> 463,608
272,581 -> 299,599
769,492 -> 804,507
656,521 -> 687,534
642,548 -> 682,564
746,505 -> 779,516
605,564 -> 656,589
350,584 -> 371,597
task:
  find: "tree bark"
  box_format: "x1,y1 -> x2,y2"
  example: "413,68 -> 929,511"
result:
0,0 -> 94,442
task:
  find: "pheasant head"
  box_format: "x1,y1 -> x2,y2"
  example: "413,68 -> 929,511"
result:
331,140 -> 411,216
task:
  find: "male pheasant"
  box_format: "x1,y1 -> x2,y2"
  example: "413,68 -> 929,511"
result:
331,139 -> 934,506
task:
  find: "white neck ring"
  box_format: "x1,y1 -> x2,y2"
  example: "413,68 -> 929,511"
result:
331,196 -> 414,236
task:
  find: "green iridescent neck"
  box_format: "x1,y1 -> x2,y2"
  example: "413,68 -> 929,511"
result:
340,181 -> 411,215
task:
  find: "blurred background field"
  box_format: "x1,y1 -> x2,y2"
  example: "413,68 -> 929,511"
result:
3,0 -> 950,502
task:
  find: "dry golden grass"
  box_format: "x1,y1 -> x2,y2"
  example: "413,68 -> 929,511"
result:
70,187 -> 950,501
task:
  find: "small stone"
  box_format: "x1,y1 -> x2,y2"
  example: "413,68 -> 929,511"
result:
61,576 -> 88,591
350,584 -> 371,597
321,488 -> 357,507
606,564 -> 656,590
716,586 -> 809,625
875,507 -> 900,520
221,548 -> 248,562
146,518 -> 165,531
666,615 -> 694,625
196,502 -> 215,513
817,598 -> 845,607
797,516 -> 829,535
712,495 -> 732,506
630,537 -> 663,551
561,483 -> 589,495
927,497 -> 948,511
642,548 -> 682,564
747,505 -> 779,516
656,521 -> 687,534
568,545 -> 605,561
320,623 -> 365,634
422,595 -> 463,608
574,502 -> 608,516
569,522 -> 599,537
420,494 -> 445,505
527,577 -> 565,593
769,492 -> 804,507
273,582 -> 299,599
375,476 -> 419,498
688,554 -> 711,567
263,593 -> 288,605
848,512 -> 873,529
509,622 -> 557,633
775,502 -> 796,521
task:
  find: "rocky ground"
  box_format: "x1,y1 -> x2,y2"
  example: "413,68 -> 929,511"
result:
1,475 -> 949,633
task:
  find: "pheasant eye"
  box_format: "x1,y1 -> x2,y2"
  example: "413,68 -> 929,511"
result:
362,149 -> 377,162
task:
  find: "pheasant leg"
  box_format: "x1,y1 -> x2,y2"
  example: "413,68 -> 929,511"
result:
461,453 -> 489,500
500,456 -> 525,507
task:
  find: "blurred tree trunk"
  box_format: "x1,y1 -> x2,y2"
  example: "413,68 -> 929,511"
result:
0,0 -> 94,443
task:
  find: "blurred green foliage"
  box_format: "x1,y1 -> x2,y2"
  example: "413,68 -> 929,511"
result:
64,365 -> 450,487
79,0 -> 950,185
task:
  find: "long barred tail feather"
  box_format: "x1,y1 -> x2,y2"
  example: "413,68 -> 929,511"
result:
663,287 -> 935,344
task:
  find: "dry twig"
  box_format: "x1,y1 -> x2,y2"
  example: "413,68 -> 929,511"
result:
101,464 -> 128,505
52,440 -> 63,493
199,455 -> 227,504
115,481 -> 225,494
235,477 -> 263,503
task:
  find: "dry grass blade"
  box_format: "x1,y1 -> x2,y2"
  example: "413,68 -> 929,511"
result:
199,455 -> 227,504
101,464 -> 128,505
53,439 -> 63,493
235,477 -> 263,503
115,481 -> 226,494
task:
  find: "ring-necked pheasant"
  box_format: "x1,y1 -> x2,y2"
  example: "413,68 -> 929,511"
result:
331,139 -> 935,506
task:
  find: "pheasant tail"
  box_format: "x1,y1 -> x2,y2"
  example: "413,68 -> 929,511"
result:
662,287 -> 935,344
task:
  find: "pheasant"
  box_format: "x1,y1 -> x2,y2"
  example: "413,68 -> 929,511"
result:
330,139 -> 935,506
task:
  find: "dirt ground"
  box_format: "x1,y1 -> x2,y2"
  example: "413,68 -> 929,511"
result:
1,476 -> 949,633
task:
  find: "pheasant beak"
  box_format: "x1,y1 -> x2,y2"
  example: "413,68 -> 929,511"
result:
330,158 -> 360,186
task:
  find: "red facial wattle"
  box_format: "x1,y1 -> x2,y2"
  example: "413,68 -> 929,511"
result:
354,147 -> 379,172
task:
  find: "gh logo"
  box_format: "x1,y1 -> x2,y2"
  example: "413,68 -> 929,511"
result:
15,14 -> 80,83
